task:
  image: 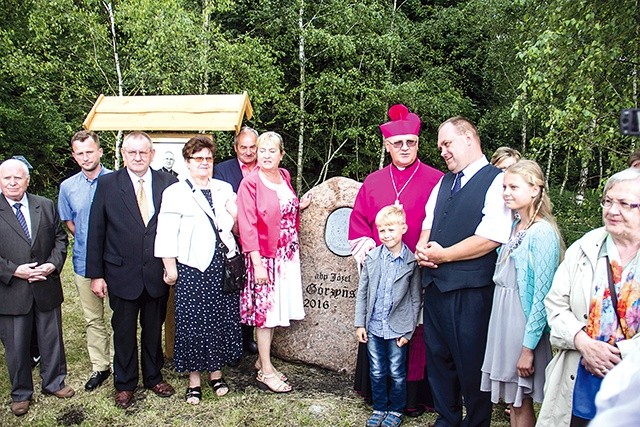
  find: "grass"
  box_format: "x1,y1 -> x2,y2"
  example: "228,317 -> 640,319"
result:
0,258 -> 512,426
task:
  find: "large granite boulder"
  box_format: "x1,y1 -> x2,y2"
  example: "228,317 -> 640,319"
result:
272,176 -> 362,374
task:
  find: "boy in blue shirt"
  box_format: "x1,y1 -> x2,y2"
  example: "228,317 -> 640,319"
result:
355,205 -> 422,427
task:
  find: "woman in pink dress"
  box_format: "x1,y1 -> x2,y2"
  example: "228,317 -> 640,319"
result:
237,131 -> 311,393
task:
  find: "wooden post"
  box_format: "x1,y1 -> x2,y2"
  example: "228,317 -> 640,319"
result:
164,287 -> 175,359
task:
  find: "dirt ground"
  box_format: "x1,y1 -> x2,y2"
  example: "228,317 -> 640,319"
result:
188,354 -> 355,398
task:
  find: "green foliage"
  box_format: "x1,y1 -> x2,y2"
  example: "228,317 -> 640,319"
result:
550,186 -> 603,246
0,0 -> 636,202
513,0 -> 638,185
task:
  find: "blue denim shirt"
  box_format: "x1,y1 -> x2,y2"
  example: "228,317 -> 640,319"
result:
368,245 -> 406,339
58,166 -> 111,275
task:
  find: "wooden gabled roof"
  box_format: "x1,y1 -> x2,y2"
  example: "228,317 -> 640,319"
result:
83,92 -> 253,134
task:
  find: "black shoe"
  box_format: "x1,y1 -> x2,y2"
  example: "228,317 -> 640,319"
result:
85,370 -> 111,391
244,339 -> 258,354
242,325 -> 258,354
31,355 -> 40,369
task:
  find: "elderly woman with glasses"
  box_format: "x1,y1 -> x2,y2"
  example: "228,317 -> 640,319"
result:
537,167 -> 640,427
155,136 -> 242,405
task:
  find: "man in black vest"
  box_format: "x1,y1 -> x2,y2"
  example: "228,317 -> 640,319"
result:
416,117 -> 511,427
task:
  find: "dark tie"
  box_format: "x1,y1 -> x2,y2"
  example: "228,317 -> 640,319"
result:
13,202 -> 31,242
451,171 -> 464,195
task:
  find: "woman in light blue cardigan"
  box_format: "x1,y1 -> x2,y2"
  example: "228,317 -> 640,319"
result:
480,160 -> 563,427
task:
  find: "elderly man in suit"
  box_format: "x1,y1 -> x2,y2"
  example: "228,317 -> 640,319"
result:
0,158 -> 73,417
213,125 -> 259,354
86,131 -> 177,409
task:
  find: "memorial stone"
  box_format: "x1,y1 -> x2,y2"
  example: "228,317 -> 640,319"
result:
272,176 -> 362,374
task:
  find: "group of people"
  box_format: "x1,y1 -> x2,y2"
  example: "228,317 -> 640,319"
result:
0,126 -> 309,416
1,108 -> 639,426
351,105 -> 640,427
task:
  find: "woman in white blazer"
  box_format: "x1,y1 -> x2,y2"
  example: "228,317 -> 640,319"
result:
155,136 -> 242,405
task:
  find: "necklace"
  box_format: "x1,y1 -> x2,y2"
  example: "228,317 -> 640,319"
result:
389,161 -> 421,208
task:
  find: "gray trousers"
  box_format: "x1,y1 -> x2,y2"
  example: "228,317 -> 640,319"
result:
0,305 -> 67,402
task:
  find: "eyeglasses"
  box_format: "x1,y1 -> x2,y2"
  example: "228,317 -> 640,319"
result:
189,156 -> 213,163
124,150 -> 150,158
386,139 -> 418,149
600,198 -> 640,212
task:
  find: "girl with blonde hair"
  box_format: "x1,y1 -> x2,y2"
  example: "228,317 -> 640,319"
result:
480,159 -> 563,427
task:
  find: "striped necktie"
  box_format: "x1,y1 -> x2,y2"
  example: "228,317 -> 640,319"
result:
13,202 -> 31,242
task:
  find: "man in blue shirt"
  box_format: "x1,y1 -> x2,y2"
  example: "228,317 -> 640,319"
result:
58,130 -> 112,391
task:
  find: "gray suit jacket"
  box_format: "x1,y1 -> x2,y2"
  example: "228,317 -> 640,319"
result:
354,244 -> 422,340
0,194 -> 68,315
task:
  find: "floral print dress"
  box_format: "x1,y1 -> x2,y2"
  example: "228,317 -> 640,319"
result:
240,181 -> 305,328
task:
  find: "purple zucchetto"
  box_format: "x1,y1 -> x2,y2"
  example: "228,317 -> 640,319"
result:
379,104 -> 421,138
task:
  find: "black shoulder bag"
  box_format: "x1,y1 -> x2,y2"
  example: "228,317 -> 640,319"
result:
185,179 -> 246,294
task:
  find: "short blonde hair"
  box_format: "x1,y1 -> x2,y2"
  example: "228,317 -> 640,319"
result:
375,205 -> 406,227
257,131 -> 284,153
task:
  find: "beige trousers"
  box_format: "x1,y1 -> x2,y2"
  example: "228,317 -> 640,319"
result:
74,273 -> 113,372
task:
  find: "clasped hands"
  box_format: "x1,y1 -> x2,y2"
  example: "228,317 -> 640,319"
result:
575,330 -> 621,378
14,262 -> 56,283
415,241 -> 447,269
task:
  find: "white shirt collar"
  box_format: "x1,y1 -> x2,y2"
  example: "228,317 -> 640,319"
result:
459,155 -> 490,184
126,167 -> 153,187
3,193 -> 28,208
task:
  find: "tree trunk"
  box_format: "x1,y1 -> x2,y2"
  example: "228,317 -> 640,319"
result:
560,146 -> 569,195
576,117 -> 596,204
378,0 -> 398,170
598,147 -> 603,184
296,0 -> 305,193
633,63 -> 638,152
200,1 -> 210,95
521,115 -> 527,154
103,1 -> 124,170
545,145 -> 553,189
576,158 -> 589,205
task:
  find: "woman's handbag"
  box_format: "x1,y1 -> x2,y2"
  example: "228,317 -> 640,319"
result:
572,360 -> 603,420
572,256 -> 627,421
185,179 -> 246,294
210,223 -> 246,294
219,242 -> 247,294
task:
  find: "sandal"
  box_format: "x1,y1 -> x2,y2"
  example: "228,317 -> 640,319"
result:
381,411 -> 403,427
256,369 -> 292,393
366,410 -> 387,427
254,362 -> 288,382
208,377 -> 229,397
185,386 -> 201,405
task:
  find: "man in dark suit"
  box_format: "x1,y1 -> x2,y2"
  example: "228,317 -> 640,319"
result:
86,131 -> 177,409
0,158 -> 73,417
214,126 -> 258,192
416,117 -> 511,427
214,126 -> 259,354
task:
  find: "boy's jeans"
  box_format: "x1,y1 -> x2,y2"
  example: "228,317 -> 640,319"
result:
367,333 -> 407,413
